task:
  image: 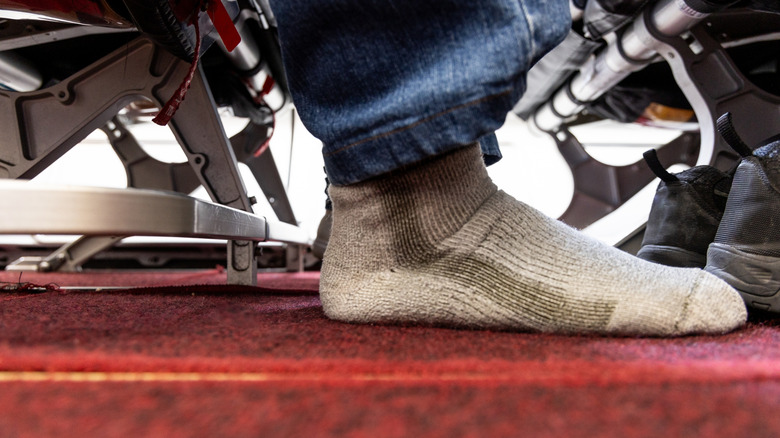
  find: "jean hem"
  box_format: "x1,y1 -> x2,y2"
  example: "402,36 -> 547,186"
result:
323,89 -> 517,185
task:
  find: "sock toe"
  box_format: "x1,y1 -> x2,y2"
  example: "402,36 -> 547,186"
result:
675,271 -> 747,334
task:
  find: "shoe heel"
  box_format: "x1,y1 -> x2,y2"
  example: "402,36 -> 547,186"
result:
705,243 -> 780,312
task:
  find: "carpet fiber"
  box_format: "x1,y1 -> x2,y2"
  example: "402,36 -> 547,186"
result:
1,269 -> 779,437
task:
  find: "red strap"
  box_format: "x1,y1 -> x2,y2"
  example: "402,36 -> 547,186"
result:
152,17 -> 202,126
207,0 -> 241,52
152,1 -> 242,125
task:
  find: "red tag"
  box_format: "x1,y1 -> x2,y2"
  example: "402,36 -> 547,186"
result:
261,76 -> 275,96
207,0 -> 241,52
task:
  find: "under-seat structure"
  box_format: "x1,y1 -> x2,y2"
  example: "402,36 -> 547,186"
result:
0,3 -> 310,285
517,0 -> 780,244
0,0 -> 779,277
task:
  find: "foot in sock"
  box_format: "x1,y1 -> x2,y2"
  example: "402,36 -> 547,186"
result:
321,143 -> 746,336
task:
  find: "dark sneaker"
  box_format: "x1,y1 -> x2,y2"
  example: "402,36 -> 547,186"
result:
705,114 -> 780,312
312,171 -> 333,260
637,149 -> 732,268
312,209 -> 332,260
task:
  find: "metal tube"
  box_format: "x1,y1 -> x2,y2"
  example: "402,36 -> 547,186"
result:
219,20 -> 262,71
532,0 -> 715,132
217,12 -> 286,109
0,179 -> 312,246
651,0 -> 710,37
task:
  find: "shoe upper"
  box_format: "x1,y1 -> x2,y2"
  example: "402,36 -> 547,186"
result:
753,135 -> 780,181
713,137 -> 780,257
641,164 -> 733,259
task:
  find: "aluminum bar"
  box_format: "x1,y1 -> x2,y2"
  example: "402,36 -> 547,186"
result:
0,180 -> 311,245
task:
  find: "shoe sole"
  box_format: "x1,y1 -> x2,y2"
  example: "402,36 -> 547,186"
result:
705,243 -> 780,312
637,244 -> 706,268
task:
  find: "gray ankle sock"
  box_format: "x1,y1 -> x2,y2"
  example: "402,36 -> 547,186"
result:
321,143 -> 746,335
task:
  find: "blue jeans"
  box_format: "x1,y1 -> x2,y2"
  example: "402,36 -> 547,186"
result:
270,0 -> 570,185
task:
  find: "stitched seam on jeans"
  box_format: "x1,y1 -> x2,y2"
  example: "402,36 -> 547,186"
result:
324,89 -> 513,157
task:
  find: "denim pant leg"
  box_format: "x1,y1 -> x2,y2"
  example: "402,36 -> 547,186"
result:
270,0 -> 570,185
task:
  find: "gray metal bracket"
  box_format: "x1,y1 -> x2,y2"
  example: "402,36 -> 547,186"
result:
552,129 -> 700,229
0,36 -> 294,285
223,120 -> 304,272
230,121 -> 298,225
25,109 -> 300,274
641,11 -> 780,170
100,114 -> 299,223
548,10 -> 779,230
104,116 -> 298,224
102,116 -> 201,193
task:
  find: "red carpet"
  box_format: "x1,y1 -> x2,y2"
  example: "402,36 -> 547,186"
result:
1,269 -> 780,437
